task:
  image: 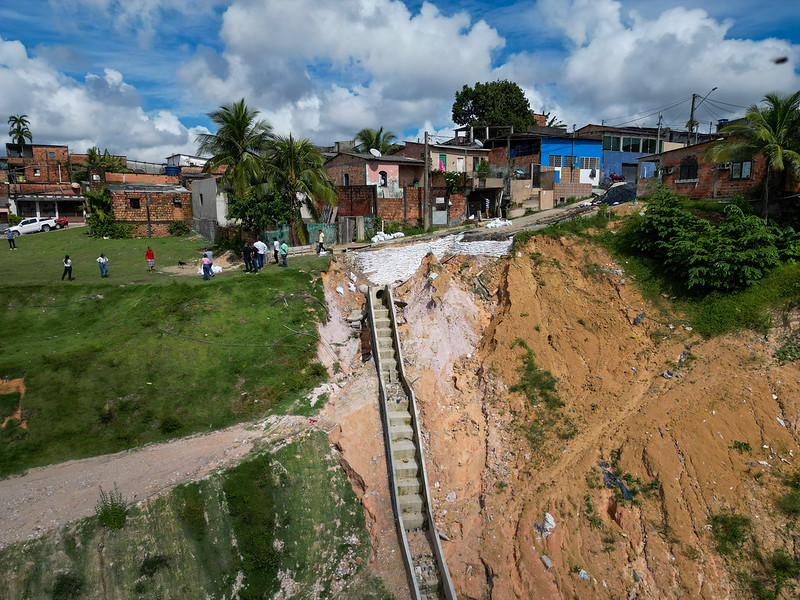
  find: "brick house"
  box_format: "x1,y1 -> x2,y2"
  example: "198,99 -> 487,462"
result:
90,169 -> 191,237
2,143 -> 86,222
635,141 -> 778,200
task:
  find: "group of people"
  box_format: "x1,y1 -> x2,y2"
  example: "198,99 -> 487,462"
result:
55,231 -> 326,282
241,237 -> 289,273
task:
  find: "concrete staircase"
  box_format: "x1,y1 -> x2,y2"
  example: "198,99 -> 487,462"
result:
367,286 -> 455,600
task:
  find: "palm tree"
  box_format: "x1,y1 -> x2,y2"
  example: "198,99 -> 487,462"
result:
706,91 -> 800,220
72,147 -> 127,181
354,126 -> 400,155
263,134 -> 337,245
8,114 -> 32,145
195,99 -> 274,201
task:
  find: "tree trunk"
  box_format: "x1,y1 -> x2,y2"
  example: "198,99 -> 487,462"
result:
762,163 -> 771,223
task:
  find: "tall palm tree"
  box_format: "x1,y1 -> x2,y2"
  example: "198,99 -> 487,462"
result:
8,114 -> 32,145
354,126 -> 400,155
263,134 -> 337,245
195,99 -> 273,201
706,90 -> 800,220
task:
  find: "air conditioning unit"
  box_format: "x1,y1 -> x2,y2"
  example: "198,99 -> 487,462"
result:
664,166 -> 674,175
717,162 -> 732,169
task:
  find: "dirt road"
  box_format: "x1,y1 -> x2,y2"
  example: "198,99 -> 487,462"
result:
0,415 -> 308,549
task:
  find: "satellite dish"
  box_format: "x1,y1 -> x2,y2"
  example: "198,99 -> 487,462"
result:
473,139 -> 484,147
369,148 -> 382,157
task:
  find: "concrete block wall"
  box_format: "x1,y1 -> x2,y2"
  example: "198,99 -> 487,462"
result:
336,185 -> 375,216
553,181 -> 592,202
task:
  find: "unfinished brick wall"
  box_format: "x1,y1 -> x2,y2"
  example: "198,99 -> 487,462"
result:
336,185 -> 375,216
105,172 -> 180,185
325,154 -> 368,186
7,146 -> 71,184
112,190 -> 192,237
376,188 -> 425,223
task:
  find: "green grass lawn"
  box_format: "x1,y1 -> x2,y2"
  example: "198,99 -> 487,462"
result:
0,227 -> 333,476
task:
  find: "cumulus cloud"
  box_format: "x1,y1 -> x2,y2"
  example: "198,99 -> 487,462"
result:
536,0 -> 800,125
0,36 -> 198,161
179,0 -> 507,142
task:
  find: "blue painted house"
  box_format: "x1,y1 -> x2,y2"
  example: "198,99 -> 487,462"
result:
539,137 -> 603,186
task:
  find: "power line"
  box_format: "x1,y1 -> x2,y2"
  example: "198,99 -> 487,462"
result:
602,96 -> 692,127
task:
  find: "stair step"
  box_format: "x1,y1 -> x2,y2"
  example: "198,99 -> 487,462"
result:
398,493 -> 424,514
394,456 -> 419,478
397,477 -> 422,496
389,412 -> 412,429
403,512 -> 426,530
392,438 -> 417,461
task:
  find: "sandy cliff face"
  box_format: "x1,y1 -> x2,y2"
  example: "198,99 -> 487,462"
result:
327,235 -> 800,599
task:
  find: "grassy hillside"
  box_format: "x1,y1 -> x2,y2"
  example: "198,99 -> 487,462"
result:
0,431 -> 392,600
0,227 -> 332,476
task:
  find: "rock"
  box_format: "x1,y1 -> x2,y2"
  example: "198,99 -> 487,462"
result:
446,491 -> 456,503
541,555 -> 554,569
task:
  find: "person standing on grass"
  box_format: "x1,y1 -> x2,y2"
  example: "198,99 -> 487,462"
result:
280,239 -> 288,268
242,241 -> 255,273
253,238 -> 268,269
145,246 -> 155,272
97,253 -> 109,278
62,255 -> 73,280
5,228 -> 15,250
201,254 -> 212,280
203,248 -> 215,277
273,237 -> 280,264
317,230 -> 326,254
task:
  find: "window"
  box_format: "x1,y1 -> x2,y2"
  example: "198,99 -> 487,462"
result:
438,154 -> 446,171
49,152 -> 55,158
622,137 -> 641,153
563,156 -> 576,169
456,156 -> 465,173
580,157 -> 600,170
603,136 -> 621,151
343,173 -> 350,186
172,197 -> 182,207
199,193 -> 204,206
34,169 -> 41,177
549,155 -> 562,167
641,139 -> 658,154
731,161 -> 752,180
678,157 -> 699,180
378,171 -> 387,186
129,197 -> 140,209
473,157 -> 480,172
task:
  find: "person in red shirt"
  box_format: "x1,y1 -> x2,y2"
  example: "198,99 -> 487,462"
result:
145,247 -> 155,272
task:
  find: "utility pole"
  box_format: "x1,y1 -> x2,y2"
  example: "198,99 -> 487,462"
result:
423,131 -> 430,230
656,113 -> 662,154
688,93 -> 698,146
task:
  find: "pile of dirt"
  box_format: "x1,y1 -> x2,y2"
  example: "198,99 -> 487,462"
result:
334,234 -> 800,599
161,249 -> 242,275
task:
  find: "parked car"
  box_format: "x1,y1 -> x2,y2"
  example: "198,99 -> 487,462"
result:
54,217 -> 69,229
7,217 -> 60,237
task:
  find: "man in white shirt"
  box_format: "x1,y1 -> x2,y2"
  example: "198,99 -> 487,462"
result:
253,239 -> 268,269
273,238 -> 280,265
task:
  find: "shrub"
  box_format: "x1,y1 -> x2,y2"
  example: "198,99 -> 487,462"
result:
8,213 -> 22,226
95,484 -> 127,530
710,512 -> 750,554
168,220 -> 191,236
159,414 -> 182,434
52,572 -> 84,600
140,554 -> 171,577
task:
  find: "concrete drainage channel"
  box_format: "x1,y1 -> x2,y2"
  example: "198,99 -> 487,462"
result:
365,285 -> 456,600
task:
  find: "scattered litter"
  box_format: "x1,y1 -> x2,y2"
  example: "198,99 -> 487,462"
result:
543,512 -> 556,538
348,282 -> 357,292
662,370 -> 673,379
429,272 -> 439,281
777,417 -> 786,427
579,569 -> 589,580
758,461 -> 771,467
633,312 -> 646,325
446,491 -> 456,503
599,463 -> 633,500
349,272 -> 357,282
336,286 -> 344,295
196,265 -> 223,275
541,555 -> 554,569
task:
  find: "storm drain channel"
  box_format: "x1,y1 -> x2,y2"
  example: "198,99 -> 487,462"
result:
366,285 -> 456,600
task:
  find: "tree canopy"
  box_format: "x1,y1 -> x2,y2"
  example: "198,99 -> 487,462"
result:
354,127 -> 399,155
196,98 -> 274,201
7,114 -> 32,145
706,90 -> 800,219
451,80 -> 536,132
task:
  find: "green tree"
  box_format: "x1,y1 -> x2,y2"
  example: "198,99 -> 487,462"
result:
226,189 -> 291,237
354,126 -> 399,154
72,147 -> 127,182
195,99 -> 274,201
7,114 -> 32,145
543,111 -> 567,129
706,90 -> 800,220
262,134 -> 337,245
452,80 -> 535,133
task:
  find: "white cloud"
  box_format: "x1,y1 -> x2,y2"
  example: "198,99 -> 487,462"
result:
0,36 -> 198,162
536,0 -> 800,125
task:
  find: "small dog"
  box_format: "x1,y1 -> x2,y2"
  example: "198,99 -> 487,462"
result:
178,260 -> 187,266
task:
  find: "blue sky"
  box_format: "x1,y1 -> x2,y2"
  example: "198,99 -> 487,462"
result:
1,0 -> 798,161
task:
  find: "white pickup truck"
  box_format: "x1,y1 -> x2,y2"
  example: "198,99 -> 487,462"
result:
7,217 -> 60,237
